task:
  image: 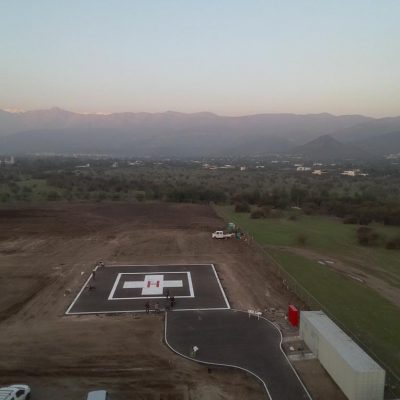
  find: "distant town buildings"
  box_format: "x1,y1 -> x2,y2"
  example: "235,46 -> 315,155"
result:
385,153 -> 400,160
341,169 -> 368,177
220,164 -> 235,169
0,156 -> 15,165
296,166 -> 311,171
128,160 -> 143,166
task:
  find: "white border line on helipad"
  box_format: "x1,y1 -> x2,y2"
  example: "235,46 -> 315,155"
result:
211,263 -> 230,309
104,263 -> 214,267
65,264 -> 100,315
65,263 -> 230,315
64,306 -> 231,316
187,271 -> 194,297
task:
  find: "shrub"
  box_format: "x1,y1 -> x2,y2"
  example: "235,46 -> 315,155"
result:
358,216 -> 372,226
356,226 -> 379,246
297,233 -> 307,245
47,191 -> 60,201
136,192 -> 145,202
251,209 -> 265,219
343,215 -> 358,224
288,214 -> 297,221
235,202 -> 250,213
385,236 -> 400,250
261,205 -> 271,217
269,209 -> 283,218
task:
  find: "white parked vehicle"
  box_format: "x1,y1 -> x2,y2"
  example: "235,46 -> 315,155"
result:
87,390 -> 108,400
212,230 -> 235,239
0,385 -> 31,400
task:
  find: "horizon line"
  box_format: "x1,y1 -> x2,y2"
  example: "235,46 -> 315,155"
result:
2,107 -> 398,119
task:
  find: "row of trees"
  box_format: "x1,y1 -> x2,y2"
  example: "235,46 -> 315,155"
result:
1,159 -> 400,226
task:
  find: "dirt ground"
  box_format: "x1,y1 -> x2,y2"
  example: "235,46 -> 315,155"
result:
0,202 -> 344,399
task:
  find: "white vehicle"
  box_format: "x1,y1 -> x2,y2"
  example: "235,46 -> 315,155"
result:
87,390 -> 108,400
0,385 -> 31,400
212,230 -> 234,239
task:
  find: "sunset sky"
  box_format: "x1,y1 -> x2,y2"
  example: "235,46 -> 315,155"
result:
1,1 -> 399,116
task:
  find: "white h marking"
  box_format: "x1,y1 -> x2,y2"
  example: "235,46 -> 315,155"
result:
123,274 -> 183,295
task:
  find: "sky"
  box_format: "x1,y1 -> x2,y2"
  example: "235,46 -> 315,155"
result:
1,1 -> 399,117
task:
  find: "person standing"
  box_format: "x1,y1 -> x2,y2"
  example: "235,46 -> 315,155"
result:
145,301 -> 150,314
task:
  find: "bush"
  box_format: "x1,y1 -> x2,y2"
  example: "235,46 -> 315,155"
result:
358,216 -> 372,226
47,191 -> 60,201
251,209 -> 265,219
269,209 -> 283,218
385,236 -> 400,250
356,226 -> 379,246
288,214 -> 297,221
302,202 -> 318,215
343,215 -> 358,224
235,202 -> 250,213
136,192 -> 145,202
261,205 -> 271,217
297,233 -> 307,245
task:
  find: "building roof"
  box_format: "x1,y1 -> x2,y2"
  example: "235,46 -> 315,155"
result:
301,311 -> 384,373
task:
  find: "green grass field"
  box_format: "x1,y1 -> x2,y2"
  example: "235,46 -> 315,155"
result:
270,250 -> 400,379
217,206 -> 400,288
216,206 -> 400,385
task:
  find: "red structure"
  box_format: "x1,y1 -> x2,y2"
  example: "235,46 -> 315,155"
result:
288,304 -> 299,327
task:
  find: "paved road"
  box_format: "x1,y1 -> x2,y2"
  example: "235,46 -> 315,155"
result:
165,310 -> 311,400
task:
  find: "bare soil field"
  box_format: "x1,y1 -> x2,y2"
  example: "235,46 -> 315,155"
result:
0,202 -> 343,399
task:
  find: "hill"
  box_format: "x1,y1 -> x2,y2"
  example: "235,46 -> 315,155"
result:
292,135 -> 371,160
332,116 -> 400,143
357,130 -> 400,156
0,108 -> 373,157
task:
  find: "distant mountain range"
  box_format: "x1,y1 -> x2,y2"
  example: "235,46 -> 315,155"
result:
293,135 -> 371,161
1,107 -> 400,160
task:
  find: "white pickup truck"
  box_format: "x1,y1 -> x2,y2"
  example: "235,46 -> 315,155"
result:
0,385 -> 31,400
212,230 -> 235,239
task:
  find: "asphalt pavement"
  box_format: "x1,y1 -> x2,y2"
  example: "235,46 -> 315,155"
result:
165,309 -> 311,400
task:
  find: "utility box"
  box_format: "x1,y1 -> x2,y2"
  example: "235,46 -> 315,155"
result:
288,304 -> 299,326
300,311 -> 385,400
227,222 -> 236,233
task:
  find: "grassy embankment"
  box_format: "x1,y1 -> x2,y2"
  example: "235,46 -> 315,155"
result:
216,206 -> 400,385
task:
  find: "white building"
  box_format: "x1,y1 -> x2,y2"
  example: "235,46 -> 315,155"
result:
341,169 -> 368,177
297,166 -> 311,171
342,170 -> 357,176
0,156 -> 15,165
300,311 -> 385,400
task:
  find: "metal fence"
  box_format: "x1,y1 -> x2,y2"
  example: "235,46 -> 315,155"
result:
214,206 -> 400,398
252,236 -> 400,398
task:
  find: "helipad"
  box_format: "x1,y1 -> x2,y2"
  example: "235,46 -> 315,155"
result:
66,264 -> 230,315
